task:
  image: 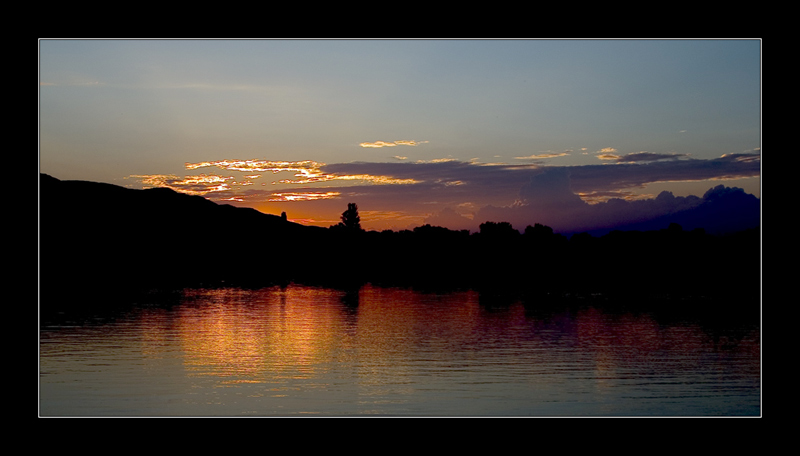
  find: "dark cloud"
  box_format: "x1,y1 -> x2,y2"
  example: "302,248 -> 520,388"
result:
467,155 -> 759,233
473,167 -> 757,235
318,154 -> 759,200
517,167 -> 586,210
567,153 -> 760,195
613,152 -> 690,163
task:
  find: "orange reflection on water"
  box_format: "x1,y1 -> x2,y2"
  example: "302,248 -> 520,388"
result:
173,287 -> 353,385
135,285 -> 759,399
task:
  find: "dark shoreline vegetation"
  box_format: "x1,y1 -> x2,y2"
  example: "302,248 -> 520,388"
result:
39,174 -> 761,321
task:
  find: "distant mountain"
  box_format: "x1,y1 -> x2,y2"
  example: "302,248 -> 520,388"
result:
581,185 -> 760,237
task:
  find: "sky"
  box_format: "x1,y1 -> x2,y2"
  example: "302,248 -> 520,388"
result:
39,39 -> 761,233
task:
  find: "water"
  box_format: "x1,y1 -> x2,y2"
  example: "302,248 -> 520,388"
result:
39,285 -> 761,416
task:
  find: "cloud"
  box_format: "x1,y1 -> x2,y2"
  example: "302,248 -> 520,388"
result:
415,158 -> 458,164
518,167 -> 586,210
568,153 -> 760,196
414,153 -> 759,233
186,159 -> 324,174
473,168 -> 706,234
515,151 -> 570,160
320,174 -> 420,185
359,140 -> 428,148
268,191 -> 341,202
317,160 -> 537,204
184,154 -> 758,207
183,159 -> 420,186
720,153 -> 760,163
130,153 -> 760,233
468,154 -> 760,234
595,149 -> 692,163
612,152 -> 690,163
131,174 -> 236,195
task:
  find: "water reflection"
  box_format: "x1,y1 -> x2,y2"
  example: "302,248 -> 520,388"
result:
174,287 -> 357,384
40,284 -> 760,416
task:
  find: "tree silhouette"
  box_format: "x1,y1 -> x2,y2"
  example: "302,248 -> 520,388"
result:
524,223 -> 553,238
478,221 -> 519,238
340,203 -> 362,231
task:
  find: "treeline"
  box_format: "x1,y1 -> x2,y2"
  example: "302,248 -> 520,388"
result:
39,175 -> 760,310
312,220 -> 760,303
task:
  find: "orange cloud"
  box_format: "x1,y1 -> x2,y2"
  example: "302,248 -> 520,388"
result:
268,191 -> 341,202
131,174 -> 235,195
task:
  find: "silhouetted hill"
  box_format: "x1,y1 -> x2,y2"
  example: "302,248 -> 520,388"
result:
40,174 -> 761,313
40,174 -> 326,303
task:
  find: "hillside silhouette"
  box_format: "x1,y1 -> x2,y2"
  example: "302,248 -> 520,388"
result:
40,174 -> 326,299
39,174 -> 760,311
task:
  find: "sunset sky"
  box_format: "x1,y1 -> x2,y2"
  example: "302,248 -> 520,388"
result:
39,39 -> 761,233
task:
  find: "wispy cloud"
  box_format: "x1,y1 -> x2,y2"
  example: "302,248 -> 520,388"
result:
360,140 -> 428,148
186,159 -> 324,173
569,153 -> 760,196
136,159 -> 422,194
610,152 -> 690,163
414,158 -> 457,164
131,174 -> 235,195
268,191 -> 341,202
515,151 -> 570,160
596,147 -> 620,161
186,159 -> 335,184
721,153 -> 760,163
